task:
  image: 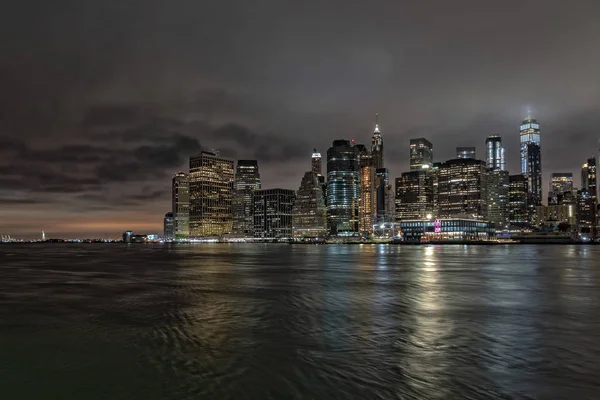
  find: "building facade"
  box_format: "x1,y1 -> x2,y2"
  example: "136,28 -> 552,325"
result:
189,152 -> 235,237
232,160 -> 261,236
535,204 -> 576,227
326,140 -> 360,234
312,149 -> 322,177
581,157 -> 597,201
509,174 -> 528,225
358,166 -> 377,233
371,114 -> 384,169
395,170 -> 433,220
436,158 -> 487,219
292,172 -> 327,238
400,219 -> 495,242
485,135 -> 505,171
486,169 -> 509,227
163,212 -> 175,240
520,116 -> 542,219
253,188 -> 295,239
548,173 -> 573,205
456,147 -> 476,159
172,172 -> 190,238
410,138 -> 433,170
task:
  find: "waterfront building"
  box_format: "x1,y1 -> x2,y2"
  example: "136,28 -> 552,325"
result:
232,160 -> 261,236
358,166 -> 376,233
520,116 -> 542,218
509,174 -> 528,224
456,147 -> 476,159
581,157 -> 597,200
172,172 -> 190,238
535,204 -> 576,227
395,170 -> 433,220
486,169 -> 509,227
400,218 -> 495,242
577,189 -> 596,229
326,140 -> 360,234
253,188 -> 295,239
436,158 -> 487,219
163,212 -> 175,240
371,114 -> 384,169
548,173 -> 574,205
410,138 -> 433,170
189,151 -> 235,237
485,135 -> 505,170
292,172 -> 327,238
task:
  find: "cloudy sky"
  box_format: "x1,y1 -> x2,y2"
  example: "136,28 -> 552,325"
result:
1,0 -> 599,238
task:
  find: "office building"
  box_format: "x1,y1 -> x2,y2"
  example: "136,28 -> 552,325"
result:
520,116 -> 542,217
581,157 -> 597,200
410,138 -> 433,170
292,172 -> 327,238
486,169 -> 509,226
400,219 -> 495,242
436,158 -> 487,219
172,172 -> 190,238
326,140 -> 360,234
456,147 -> 476,159
509,174 -> 528,224
395,170 -> 433,220
548,173 -> 573,205
485,135 -> 505,170
253,188 -> 295,239
232,160 -> 261,236
312,149 -> 322,177
371,114 -> 384,169
535,204 -> 576,227
189,151 -> 235,237
375,168 -> 394,222
577,189 -> 596,228
163,212 -> 175,240
358,166 -> 377,233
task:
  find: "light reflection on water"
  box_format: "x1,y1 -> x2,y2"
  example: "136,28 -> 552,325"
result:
1,244 -> 600,399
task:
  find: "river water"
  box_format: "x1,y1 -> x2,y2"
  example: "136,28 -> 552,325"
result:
1,244 -> 599,399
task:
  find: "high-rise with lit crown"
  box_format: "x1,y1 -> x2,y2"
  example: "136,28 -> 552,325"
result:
581,157 -> 597,200
485,135 -> 505,170
311,149 -> 322,177
456,147 -> 476,159
371,113 -> 384,169
410,138 -> 433,170
189,151 -> 234,237
172,172 -> 190,238
519,115 -> 542,213
232,160 -> 261,236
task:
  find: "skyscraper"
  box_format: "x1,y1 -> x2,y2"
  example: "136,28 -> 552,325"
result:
358,166 -> 376,233
548,173 -> 573,205
292,171 -> 327,238
509,174 -> 528,225
581,157 -> 597,200
520,116 -> 542,215
486,170 -> 509,226
326,140 -> 360,234
371,114 -> 384,169
485,135 -> 505,170
311,149 -> 322,177
172,172 -> 190,238
253,188 -> 295,239
394,170 -> 433,220
456,147 -> 476,159
189,151 -> 234,237
375,168 -> 393,222
410,138 -> 433,170
232,160 -> 261,236
163,212 -> 175,240
436,158 -> 487,219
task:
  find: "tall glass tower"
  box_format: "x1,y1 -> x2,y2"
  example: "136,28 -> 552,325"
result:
232,160 -> 261,236
485,135 -> 505,170
326,140 -> 360,235
519,116 -> 542,209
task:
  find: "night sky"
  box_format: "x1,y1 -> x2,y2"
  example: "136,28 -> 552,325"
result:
1,0 -> 599,238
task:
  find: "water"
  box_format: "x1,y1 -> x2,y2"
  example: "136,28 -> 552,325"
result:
1,244 -> 599,399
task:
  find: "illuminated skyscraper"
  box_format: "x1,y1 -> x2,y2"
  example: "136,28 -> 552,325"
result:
410,138 -> 433,170
172,172 -> 190,238
486,170 -> 509,226
253,189 -> 295,239
375,168 -> 394,223
485,135 -> 505,170
509,174 -> 528,224
358,166 -> 376,233
437,158 -> 487,219
395,170 -> 433,220
232,160 -> 261,236
326,140 -> 360,234
163,212 -> 175,240
189,151 -> 234,237
456,147 -> 476,159
292,172 -> 327,238
311,149 -> 322,177
371,114 -> 384,169
548,173 -> 573,205
520,116 -> 542,214
581,157 -> 597,200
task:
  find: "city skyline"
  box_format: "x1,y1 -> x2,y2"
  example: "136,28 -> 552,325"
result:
1,1 -> 600,238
